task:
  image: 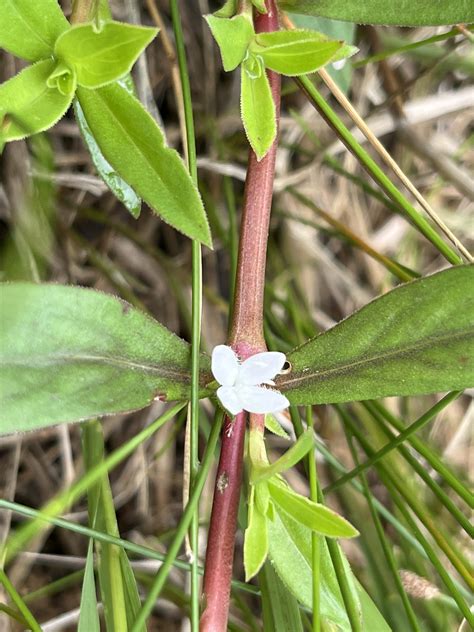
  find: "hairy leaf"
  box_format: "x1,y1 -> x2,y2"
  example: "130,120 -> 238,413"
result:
278,0 -> 474,26
268,479 -> 359,538
205,14 -> 254,71
0,60 -> 74,143
251,30 -> 346,76
240,54 -> 276,160
55,21 -> 158,89
244,487 -> 269,580
77,83 -> 212,246
0,284 -> 211,434
278,266 -> 474,404
268,509 -> 391,630
288,15 -> 356,93
265,413 -> 290,439
0,0 -> 69,62
74,99 -> 141,218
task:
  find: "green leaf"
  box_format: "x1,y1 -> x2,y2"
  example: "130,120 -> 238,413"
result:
278,266 -> 474,405
240,54 -> 276,160
55,21 -> 158,89
0,283 -> 211,434
277,0 -> 474,26
76,83 -> 212,246
252,0 -> 268,12
46,61 -> 77,97
214,0 -> 238,18
268,479 -> 359,538
250,30 -> 345,76
268,509 -> 391,630
251,428 -> 314,483
288,15 -> 356,93
265,413 -> 290,439
78,540 -> 100,632
205,15 -> 254,71
0,0 -> 69,62
74,98 -> 141,218
244,487 -> 269,580
0,60 -> 74,143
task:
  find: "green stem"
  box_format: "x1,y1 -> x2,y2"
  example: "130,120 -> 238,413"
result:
324,391 -> 461,494
295,76 -> 463,265
306,407 -> 320,632
169,0 -> 202,628
131,411 -> 224,632
0,568 -> 41,632
2,403 -> 185,564
0,499 -> 259,597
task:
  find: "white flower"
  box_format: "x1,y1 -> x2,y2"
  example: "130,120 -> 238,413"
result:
211,344 -> 290,416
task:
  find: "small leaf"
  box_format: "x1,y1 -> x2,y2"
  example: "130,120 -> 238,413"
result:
250,30 -> 344,76
252,0 -> 268,13
265,413 -> 290,439
205,15 -> 254,71
46,61 -> 77,97
251,428 -> 314,483
244,487 -> 269,580
240,54 -> 276,160
288,15 -> 356,93
0,283 -> 212,434
278,266 -> 474,404
214,0 -> 239,18
78,540 -> 100,632
0,0 -> 69,62
268,479 -> 359,538
267,509 -> 391,630
0,60 -> 74,143
55,21 -> 158,89
277,0 -> 474,27
73,99 -> 141,218
77,83 -> 212,246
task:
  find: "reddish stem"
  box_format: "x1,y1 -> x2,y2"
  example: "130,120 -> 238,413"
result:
200,2 -> 281,630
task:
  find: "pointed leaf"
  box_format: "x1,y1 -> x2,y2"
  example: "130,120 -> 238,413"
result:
0,283 -> 212,434
251,429 -> 314,483
55,21 -> 158,89
264,413 -> 290,440
78,540 -> 100,632
244,487 -> 269,580
0,60 -> 74,143
74,98 -> 141,218
205,14 -> 255,71
268,508 -> 391,630
268,479 -> 359,538
241,55 -> 276,160
278,266 -> 474,405
278,0 -> 474,26
77,83 -> 211,246
0,0 -> 69,62
251,30 -> 344,75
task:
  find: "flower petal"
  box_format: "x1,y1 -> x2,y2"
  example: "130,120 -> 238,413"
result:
212,344 -> 240,386
239,385 -> 289,414
217,386 -> 243,415
238,352 -> 287,386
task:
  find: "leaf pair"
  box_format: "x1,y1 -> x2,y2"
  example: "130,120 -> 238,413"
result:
0,7 -> 157,143
1,266 -> 472,434
206,14 -> 356,159
0,1 -> 212,246
244,429 -> 358,580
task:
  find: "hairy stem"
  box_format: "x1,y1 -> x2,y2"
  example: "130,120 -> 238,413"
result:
200,2 -> 281,630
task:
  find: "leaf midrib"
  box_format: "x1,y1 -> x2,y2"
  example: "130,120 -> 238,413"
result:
280,327 -> 472,390
1,352 -> 190,381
